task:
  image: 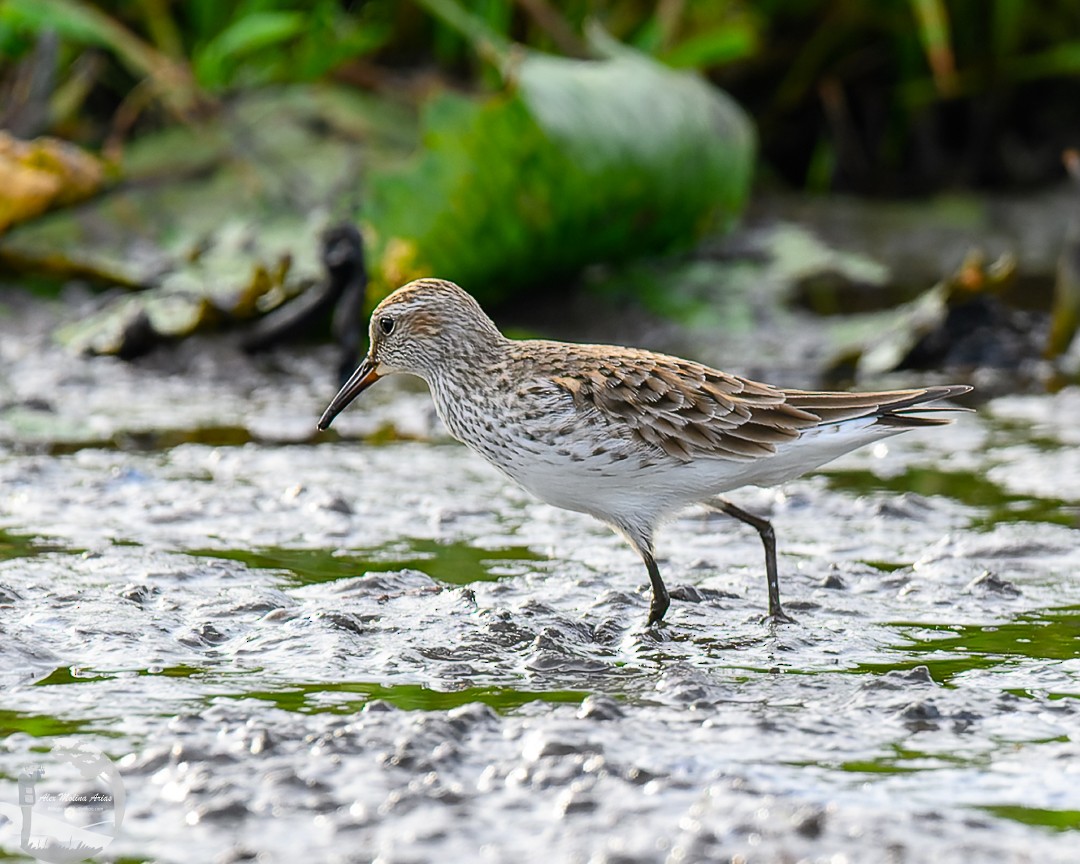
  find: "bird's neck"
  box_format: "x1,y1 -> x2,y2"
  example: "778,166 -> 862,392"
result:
424,335 -> 511,441
427,331 -> 508,376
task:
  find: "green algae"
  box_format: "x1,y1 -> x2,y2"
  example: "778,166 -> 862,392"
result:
224,680 -> 588,714
0,530 -> 75,562
193,538 -> 545,586
0,709 -> 93,738
980,806 -> 1080,832
856,607 -> 1080,685
824,466 -> 1079,528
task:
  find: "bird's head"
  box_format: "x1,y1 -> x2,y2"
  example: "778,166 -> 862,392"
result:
317,278 -> 502,430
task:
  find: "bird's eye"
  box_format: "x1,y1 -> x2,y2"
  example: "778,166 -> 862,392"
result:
379,316 -> 395,335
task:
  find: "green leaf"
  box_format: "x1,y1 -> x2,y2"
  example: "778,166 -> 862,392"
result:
0,0 -> 115,47
661,24 -> 759,68
202,10 -> 307,59
1009,40 -> 1080,79
194,11 -> 307,90
365,40 -> 756,304
908,0 -> 957,94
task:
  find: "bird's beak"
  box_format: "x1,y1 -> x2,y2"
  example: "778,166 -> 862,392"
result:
317,356 -> 381,430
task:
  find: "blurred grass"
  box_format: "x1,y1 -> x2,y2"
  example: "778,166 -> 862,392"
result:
1,0 -> 1078,190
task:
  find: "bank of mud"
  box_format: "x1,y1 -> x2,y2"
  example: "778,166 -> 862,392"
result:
1,293 -> 1079,862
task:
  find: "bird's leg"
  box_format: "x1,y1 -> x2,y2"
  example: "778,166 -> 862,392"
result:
641,550 -> 670,626
706,497 -> 796,625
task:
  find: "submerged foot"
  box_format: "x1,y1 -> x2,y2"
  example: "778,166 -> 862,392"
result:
762,606 -> 798,626
646,593 -> 671,627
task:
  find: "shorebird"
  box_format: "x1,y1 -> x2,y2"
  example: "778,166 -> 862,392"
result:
318,278 -> 970,626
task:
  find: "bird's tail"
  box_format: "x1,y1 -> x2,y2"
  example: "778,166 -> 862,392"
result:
782,384 -> 973,429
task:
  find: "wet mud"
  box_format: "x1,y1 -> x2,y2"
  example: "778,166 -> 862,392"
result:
1,296 -> 1079,862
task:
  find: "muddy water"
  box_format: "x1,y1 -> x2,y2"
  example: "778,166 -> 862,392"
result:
2,297 -> 1080,862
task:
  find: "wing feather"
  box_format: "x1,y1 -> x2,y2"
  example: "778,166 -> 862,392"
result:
537,344 -> 969,463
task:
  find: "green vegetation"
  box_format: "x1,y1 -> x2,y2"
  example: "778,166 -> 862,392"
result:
193,538 -> 545,586
225,680 -> 589,714
824,466 -> 1080,529
981,806 -> 1080,832
855,607 -> 1080,685
2,0 -> 1079,190
364,27 -> 754,300
3,1 -> 1078,339
0,708 -> 93,737
0,528 -> 74,561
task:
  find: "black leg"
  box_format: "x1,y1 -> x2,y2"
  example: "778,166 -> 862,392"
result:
707,497 -> 796,624
642,551 -> 670,626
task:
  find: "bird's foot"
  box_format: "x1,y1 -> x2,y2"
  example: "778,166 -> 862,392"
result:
646,601 -> 670,628
761,606 -> 797,626
646,588 -> 671,627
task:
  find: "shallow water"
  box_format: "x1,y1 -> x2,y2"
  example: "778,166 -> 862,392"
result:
1,299 -> 1079,862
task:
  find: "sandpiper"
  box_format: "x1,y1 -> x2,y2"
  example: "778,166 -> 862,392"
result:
318,278 -> 970,626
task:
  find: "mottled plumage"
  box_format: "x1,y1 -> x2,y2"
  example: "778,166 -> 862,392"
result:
319,278 -> 971,625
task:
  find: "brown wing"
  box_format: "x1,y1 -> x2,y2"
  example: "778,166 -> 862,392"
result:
546,344 -> 970,463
